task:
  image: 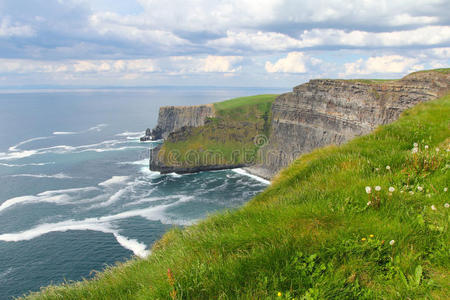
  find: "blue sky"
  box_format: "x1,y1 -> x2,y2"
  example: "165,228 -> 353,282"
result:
0,0 -> 449,88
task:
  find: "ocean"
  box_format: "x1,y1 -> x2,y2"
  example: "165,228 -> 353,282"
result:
0,87 -> 286,299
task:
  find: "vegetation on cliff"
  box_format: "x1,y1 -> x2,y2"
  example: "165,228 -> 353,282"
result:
158,94 -> 277,167
24,93 -> 449,299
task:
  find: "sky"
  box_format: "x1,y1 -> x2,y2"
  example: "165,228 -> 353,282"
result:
0,0 -> 449,88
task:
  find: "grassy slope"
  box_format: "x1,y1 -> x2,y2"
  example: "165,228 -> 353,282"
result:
25,94 -> 449,299
160,94 -> 277,166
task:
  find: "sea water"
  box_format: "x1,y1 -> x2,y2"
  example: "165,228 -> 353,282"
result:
0,87 -> 285,298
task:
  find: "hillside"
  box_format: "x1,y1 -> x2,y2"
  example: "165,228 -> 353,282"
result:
24,93 -> 449,299
150,94 -> 278,173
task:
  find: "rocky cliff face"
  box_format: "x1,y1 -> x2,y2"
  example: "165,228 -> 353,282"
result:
247,71 -> 449,179
151,104 -> 215,139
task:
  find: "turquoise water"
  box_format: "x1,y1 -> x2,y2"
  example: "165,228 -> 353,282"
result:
0,87 -> 285,298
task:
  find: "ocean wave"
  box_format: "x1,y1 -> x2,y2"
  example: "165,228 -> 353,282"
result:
98,176 -> 130,187
117,159 -> 148,166
0,162 -> 55,167
53,131 -> 77,135
115,131 -> 144,137
232,168 -> 271,185
7,173 -> 73,179
0,186 -> 99,213
8,136 -> 52,152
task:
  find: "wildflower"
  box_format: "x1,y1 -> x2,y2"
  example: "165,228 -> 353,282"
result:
413,142 -> 418,147
367,201 -> 372,206
361,237 -> 367,241
389,187 -> 395,192
365,186 -> 372,194
389,240 -> 395,246
375,186 -> 381,191
435,147 -> 440,152
369,234 -> 374,238
425,145 -> 429,149
417,186 -> 423,192
411,147 -> 418,154
386,165 -> 390,170
431,205 -> 436,211
409,191 -> 414,195
444,187 -> 448,192
445,203 -> 449,208
375,168 -> 380,171
278,292 -> 282,297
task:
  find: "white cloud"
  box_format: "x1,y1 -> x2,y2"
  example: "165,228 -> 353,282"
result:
265,52 -> 309,73
0,17 -> 34,37
0,59 -> 159,74
168,55 -> 243,74
343,55 -> 424,75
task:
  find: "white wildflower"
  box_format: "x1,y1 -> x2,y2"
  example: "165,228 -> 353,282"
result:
435,147 -> 440,152
413,143 -> 418,147
444,187 -> 448,192
386,165 -> 391,170
375,186 -> 381,191
365,186 -> 372,194
411,147 -> 418,154
375,168 -> 380,171
367,201 -> 372,206
431,205 -> 436,211
424,145 -> 429,149
445,203 -> 449,208
389,187 -> 395,192
417,186 -> 423,192
409,191 -> 414,195
389,240 -> 395,246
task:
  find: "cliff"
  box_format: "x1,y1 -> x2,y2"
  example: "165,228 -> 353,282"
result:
149,69 -> 449,178
247,70 -> 449,179
151,104 -> 215,139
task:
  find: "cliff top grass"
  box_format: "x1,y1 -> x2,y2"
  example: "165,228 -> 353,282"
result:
158,94 -> 278,166
24,94 -> 449,299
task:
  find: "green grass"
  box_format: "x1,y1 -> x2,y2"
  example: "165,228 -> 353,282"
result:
23,94 -> 449,299
158,94 -> 278,167
410,68 -> 450,75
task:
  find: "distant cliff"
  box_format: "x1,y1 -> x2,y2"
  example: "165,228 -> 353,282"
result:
248,70 -> 449,179
149,70 -> 449,178
151,104 -> 215,139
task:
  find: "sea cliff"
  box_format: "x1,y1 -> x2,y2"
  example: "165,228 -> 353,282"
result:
150,70 -> 449,178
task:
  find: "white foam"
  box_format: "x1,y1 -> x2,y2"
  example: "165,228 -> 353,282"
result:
139,167 -> 161,178
0,203 -> 187,257
0,186 -> 98,213
0,150 -> 38,161
8,173 -> 73,179
8,136 -> 52,152
88,124 -> 108,132
0,162 -> 55,167
89,186 -> 129,209
98,176 -> 130,187
115,131 -> 144,137
118,159 -> 148,166
232,168 -> 271,185
168,172 -> 182,178
53,131 -> 76,135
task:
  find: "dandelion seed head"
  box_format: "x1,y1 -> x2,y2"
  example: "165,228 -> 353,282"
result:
375,186 -> 381,191
389,240 -> 395,246
365,186 -> 372,194
389,187 -> 395,192
417,186 -> 423,192
386,165 -> 390,170
413,143 -> 418,147
367,201 -> 372,206
411,147 -> 418,154
444,187 -> 448,192
431,205 -> 436,211
445,203 -> 449,208
435,147 -> 440,152
425,145 -> 429,149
